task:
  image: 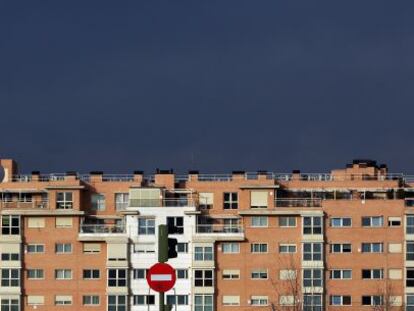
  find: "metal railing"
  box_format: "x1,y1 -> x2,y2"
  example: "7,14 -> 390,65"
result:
195,224 -> 244,234
129,198 -> 196,207
80,224 -> 126,234
274,198 -> 322,208
102,174 -> 134,182
0,200 -> 49,209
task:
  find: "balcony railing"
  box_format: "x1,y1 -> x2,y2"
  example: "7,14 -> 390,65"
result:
274,198 -> 322,208
129,198 -> 196,207
0,200 -> 49,209
195,224 -> 244,234
80,224 -> 126,234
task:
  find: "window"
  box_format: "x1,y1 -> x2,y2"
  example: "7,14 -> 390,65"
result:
108,295 -> 126,311
115,193 -> 129,211
303,269 -> 323,287
133,243 -> 155,253
251,269 -> 268,279
361,243 -> 383,253
27,269 -> 44,279
194,246 -> 213,261
55,243 -> 72,254
56,192 -> 73,209
407,294 -> 414,310
330,295 -> 351,306
222,243 -> 239,253
177,243 -> 188,253
83,269 -> 100,280
362,269 -> 383,279
223,192 -> 238,209
407,268 -> 414,287
251,216 -> 268,227
222,296 -> 240,306
303,243 -> 323,261
176,269 -> 188,279
27,244 -> 44,253
251,243 -> 268,253
279,270 -> 297,280
362,216 -> 383,227
133,295 -> 155,305
167,217 -> 184,234
0,299 -> 19,311
330,269 -> 352,279
250,191 -> 268,208
108,269 -> 126,287
194,295 -> 213,311
222,270 -> 240,280
55,295 -> 72,305
303,294 -> 323,311
303,216 -> 322,234
388,217 -> 401,227
56,217 -> 73,228
27,296 -> 44,306
330,217 -> 352,227
362,296 -> 382,306
83,243 -> 101,253
55,269 -> 72,280
167,295 -> 189,305
199,193 -> 214,209
1,269 -> 19,286
133,269 -> 147,279
251,296 -> 268,306
408,216 -> 414,234
1,253 -> 19,261
279,244 -> 296,253
194,270 -> 213,287
279,216 -> 296,227
1,215 -> 20,235
91,194 -> 105,211
83,295 -> 100,306
408,242 -> 414,260
27,217 -> 45,228
138,218 -> 155,235
330,243 -> 351,253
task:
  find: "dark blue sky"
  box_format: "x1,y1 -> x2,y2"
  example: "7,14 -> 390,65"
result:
1,1 -> 414,174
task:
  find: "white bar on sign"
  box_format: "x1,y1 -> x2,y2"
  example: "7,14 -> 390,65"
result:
151,274 -> 172,281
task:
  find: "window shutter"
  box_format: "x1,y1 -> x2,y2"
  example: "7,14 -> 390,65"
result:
56,217 -> 73,228
222,296 -> 240,305
250,191 -> 268,208
83,243 -> 101,253
389,269 -> 402,279
27,296 -> 44,305
199,193 -> 214,205
28,217 -> 45,228
107,243 -> 127,260
388,243 -> 402,253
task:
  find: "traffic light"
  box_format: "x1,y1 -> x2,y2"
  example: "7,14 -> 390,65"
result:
158,225 -> 178,263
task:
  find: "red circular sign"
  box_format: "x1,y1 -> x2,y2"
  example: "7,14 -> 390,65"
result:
146,263 -> 176,292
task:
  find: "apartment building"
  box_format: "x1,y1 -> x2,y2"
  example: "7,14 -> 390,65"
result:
0,158 -> 412,311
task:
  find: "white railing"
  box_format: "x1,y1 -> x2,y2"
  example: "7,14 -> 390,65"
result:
80,224 -> 125,234
274,198 -> 322,208
102,174 -> 134,182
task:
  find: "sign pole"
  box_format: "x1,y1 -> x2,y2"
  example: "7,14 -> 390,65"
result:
159,292 -> 164,311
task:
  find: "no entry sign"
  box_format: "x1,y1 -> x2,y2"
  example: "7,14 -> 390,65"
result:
146,263 -> 176,292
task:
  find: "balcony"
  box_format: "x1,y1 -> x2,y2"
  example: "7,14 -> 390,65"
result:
0,199 -> 48,209
274,198 -> 322,208
129,198 -> 196,208
194,224 -> 244,241
80,224 -> 126,234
